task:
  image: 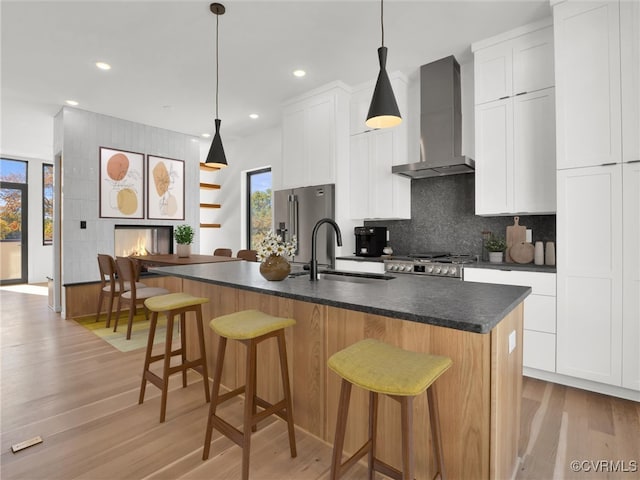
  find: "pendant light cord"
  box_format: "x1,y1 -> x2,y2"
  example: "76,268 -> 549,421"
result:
380,0 -> 384,47
215,13 -> 219,119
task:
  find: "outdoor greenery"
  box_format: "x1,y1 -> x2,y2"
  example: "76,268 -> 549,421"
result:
250,188 -> 272,250
43,164 -> 54,244
0,172 -> 24,240
174,224 -> 194,244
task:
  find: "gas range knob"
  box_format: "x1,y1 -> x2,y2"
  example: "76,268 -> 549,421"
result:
390,264 -> 398,271
426,266 -> 434,273
440,267 -> 449,275
434,266 -> 441,274
401,265 -> 411,272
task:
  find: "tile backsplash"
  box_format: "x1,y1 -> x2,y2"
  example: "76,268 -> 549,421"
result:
366,174 -> 556,258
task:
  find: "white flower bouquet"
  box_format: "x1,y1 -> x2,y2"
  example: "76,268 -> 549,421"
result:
256,231 -> 297,262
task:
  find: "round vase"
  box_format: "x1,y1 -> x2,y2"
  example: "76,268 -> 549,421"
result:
259,254 -> 291,281
488,251 -> 503,263
176,243 -> 191,258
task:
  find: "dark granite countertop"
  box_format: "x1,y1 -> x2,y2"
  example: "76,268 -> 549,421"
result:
150,261 -> 530,334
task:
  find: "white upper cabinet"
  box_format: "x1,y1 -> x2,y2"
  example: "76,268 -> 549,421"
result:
348,73 -> 411,220
473,19 -> 556,215
281,83 -> 350,190
621,0 -> 640,164
474,19 -> 554,105
554,1 -> 622,168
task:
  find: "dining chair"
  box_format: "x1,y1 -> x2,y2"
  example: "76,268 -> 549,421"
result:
114,257 -> 170,340
96,254 -> 147,328
213,248 -> 232,257
236,249 -> 258,262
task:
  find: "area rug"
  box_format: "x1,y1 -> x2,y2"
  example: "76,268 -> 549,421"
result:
74,311 -> 178,353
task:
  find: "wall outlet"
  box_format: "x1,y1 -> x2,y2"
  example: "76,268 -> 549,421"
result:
80,220 -> 86,229
508,330 -> 516,354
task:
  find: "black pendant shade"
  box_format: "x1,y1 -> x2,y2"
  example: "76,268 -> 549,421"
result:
366,46 -> 402,129
205,118 -> 227,168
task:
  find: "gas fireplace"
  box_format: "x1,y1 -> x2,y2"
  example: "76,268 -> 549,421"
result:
114,225 -> 173,257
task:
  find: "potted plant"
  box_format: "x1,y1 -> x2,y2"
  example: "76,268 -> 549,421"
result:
174,224 -> 194,258
484,235 -> 506,263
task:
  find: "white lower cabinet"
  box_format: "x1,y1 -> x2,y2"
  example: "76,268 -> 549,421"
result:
463,268 -> 556,373
334,259 -> 385,275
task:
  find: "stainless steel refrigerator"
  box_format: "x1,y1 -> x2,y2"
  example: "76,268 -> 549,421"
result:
273,184 -> 336,268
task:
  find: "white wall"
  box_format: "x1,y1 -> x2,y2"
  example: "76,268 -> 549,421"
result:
198,126 -> 283,256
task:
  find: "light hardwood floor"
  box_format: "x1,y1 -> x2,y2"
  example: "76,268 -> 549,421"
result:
1,286 -> 638,479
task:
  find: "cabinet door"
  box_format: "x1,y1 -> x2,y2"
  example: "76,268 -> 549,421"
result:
557,165 -> 623,385
513,88 -> 556,213
512,26 -> 555,96
306,97 -> 335,186
349,134 -> 369,219
370,130 -> 394,219
281,108 -> 306,189
621,0 -> 640,163
475,98 -> 513,215
622,162 -> 640,391
474,42 -> 513,104
554,1 -> 622,168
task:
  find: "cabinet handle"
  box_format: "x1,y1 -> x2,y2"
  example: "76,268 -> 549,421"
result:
626,159 -> 640,164
515,91 -> 528,96
600,162 -> 617,166
499,96 -> 510,100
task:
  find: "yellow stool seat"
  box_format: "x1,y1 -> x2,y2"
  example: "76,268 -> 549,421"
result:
209,309 -> 296,340
328,338 -> 452,397
144,292 -> 208,312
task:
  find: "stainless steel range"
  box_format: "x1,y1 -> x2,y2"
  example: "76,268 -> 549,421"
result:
384,253 -> 476,279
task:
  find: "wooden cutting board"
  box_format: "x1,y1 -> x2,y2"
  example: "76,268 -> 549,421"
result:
505,216 -> 526,263
510,241 -> 535,264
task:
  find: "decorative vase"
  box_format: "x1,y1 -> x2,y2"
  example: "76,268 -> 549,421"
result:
489,251 -> 503,263
176,243 -> 191,258
259,254 -> 291,281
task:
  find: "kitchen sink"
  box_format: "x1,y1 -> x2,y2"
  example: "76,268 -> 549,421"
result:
289,269 -> 396,283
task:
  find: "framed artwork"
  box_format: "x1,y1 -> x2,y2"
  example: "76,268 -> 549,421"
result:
146,155 -> 185,220
99,147 -> 144,219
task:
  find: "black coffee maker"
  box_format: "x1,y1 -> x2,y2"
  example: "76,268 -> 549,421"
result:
354,226 -> 387,257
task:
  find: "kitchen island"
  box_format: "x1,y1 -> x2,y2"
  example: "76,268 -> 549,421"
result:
150,261 -> 530,480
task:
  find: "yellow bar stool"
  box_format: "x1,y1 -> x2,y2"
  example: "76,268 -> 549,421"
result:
202,309 -> 297,480
140,292 -> 211,423
328,339 -> 452,480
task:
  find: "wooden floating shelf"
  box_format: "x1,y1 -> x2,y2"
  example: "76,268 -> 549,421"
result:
200,182 -> 221,190
199,163 -> 221,171
200,223 -> 221,228
200,203 -> 221,209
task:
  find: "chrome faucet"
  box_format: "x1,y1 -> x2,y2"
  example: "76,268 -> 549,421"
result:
310,218 -> 342,281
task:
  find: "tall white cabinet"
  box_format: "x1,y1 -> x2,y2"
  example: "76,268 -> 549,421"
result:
473,18 -> 557,215
554,0 -> 640,395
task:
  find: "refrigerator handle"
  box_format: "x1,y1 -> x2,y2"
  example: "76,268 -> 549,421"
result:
292,196 -> 299,254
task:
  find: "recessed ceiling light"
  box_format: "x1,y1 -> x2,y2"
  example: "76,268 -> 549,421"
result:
293,69 -> 306,78
95,62 -> 111,70
249,113 -> 259,119
201,133 -> 211,138
65,100 -> 79,106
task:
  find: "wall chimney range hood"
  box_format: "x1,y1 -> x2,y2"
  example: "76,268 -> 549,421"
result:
392,56 -> 474,179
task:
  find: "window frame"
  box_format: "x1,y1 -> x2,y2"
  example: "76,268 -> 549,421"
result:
42,163 -> 54,245
245,167 -> 272,250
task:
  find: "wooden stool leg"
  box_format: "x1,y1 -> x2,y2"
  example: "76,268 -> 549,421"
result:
400,396 -> 414,480
195,306 -> 210,402
330,378 -> 352,480
367,391 -> 378,480
203,336 -> 227,460
180,312 -> 188,388
241,339 -> 258,480
427,386 -> 446,480
277,331 -> 297,458
159,313 -> 175,423
139,312 -> 158,404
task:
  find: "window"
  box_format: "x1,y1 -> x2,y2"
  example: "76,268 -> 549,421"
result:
43,164 -> 54,245
0,158 -> 27,241
246,168 -> 272,250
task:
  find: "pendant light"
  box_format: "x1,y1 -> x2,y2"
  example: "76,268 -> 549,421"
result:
366,0 -> 402,129
205,3 -> 228,167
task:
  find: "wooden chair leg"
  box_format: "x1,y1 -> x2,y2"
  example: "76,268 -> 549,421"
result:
159,313 -> 175,423
277,331 -> 297,457
105,292 -> 114,328
125,303 -> 136,340
330,378 -> 352,480
95,289 -> 105,323
180,312 -> 188,388
203,336 -> 227,460
139,312 -> 158,404
427,386 -> 446,480
195,306 -> 210,402
367,391 -> 378,480
400,396 -> 414,480
113,298 -> 123,333
241,339 -> 257,480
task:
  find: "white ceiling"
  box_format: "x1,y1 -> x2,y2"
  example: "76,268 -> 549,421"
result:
1,0 -> 551,159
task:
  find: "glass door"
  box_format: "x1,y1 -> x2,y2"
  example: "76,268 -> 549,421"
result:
1,159 -> 28,285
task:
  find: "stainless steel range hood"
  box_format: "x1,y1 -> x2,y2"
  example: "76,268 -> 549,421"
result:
392,56 -> 474,179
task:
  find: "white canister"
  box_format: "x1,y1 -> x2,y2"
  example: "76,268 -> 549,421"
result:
534,241 -> 544,265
